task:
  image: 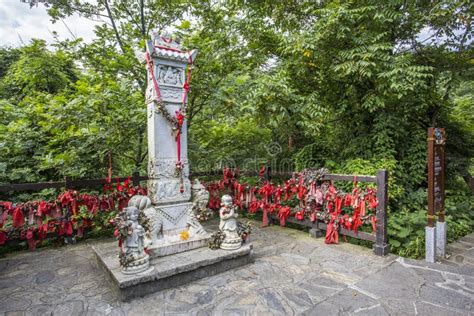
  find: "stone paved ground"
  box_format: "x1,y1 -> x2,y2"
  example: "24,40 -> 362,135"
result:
1,220 -> 473,315
443,232 -> 474,269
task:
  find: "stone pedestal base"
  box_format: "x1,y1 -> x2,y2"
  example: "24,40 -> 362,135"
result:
122,254 -> 152,275
436,221 -> 447,258
221,236 -> 242,251
425,226 -> 437,263
93,242 -> 254,301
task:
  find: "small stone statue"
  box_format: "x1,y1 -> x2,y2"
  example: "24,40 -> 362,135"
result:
121,206 -> 150,274
128,195 -> 163,246
219,195 -> 242,250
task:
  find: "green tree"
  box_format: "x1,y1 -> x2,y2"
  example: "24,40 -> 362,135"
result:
0,40 -> 144,186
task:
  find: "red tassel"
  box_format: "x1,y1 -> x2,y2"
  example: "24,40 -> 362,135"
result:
12,207 -> 24,228
262,208 -> 269,228
66,221 -> 73,236
249,200 -> 259,213
295,209 -> 305,221
278,206 -> 291,226
360,200 -> 366,217
371,216 -> 377,233
325,221 -> 339,244
0,231 -> 7,245
26,230 -> 36,250
38,224 -> 47,240
118,197 -> 128,211
335,196 -> 342,214
37,201 -> 48,217
344,194 -> 352,207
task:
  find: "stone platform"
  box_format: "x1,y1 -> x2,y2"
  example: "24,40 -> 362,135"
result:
93,242 -> 254,301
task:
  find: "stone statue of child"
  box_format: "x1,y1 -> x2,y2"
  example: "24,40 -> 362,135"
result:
124,207 -> 145,254
219,195 -> 242,250
128,195 -> 162,246
121,206 -> 150,274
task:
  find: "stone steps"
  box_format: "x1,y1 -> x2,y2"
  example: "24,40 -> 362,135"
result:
441,232 -> 474,268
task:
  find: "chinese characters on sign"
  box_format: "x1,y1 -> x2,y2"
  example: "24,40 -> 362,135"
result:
428,127 -> 446,226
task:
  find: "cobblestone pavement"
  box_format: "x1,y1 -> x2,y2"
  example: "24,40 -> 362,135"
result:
1,221 -> 473,315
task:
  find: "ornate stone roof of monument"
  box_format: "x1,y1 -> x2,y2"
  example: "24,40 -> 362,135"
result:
147,34 -> 198,63
152,47 -> 194,62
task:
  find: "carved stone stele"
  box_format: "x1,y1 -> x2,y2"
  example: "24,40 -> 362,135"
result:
123,35 -> 205,259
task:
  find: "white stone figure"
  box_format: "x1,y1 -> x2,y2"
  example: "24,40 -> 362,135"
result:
121,206 -> 150,274
219,195 -> 242,250
128,195 -> 162,246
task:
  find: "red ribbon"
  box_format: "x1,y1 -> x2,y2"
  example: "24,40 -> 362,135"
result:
325,214 -> 339,244
0,231 -> 6,245
261,203 -> 270,227
295,209 -> 305,221
175,109 -> 185,186
12,207 -> 24,228
145,52 -> 162,101
278,206 -> 291,226
181,53 -> 194,105
371,216 -> 377,233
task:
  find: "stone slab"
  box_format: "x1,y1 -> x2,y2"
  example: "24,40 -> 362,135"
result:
148,234 -> 210,257
93,242 -> 254,301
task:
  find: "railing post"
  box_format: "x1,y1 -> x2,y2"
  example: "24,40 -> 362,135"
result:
64,176 -> 73,190
132,171 -> 140,187
265,165 -> 271,182
374,169 -> 390,256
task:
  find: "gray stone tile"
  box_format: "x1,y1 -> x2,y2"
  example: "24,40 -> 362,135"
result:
303,288 -> 389,315
415,300 -> 468,316
354,262 -> 425,301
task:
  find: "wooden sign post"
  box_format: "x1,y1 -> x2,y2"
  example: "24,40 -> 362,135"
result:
427,127 -> 446,262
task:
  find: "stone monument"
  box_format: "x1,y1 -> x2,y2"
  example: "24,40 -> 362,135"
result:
139,34 -> 209,257
93,33 -> 253,301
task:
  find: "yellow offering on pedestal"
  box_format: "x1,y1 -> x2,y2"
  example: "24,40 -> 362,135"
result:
179,230 -> 189,241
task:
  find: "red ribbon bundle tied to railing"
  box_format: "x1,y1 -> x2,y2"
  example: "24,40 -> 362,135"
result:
203,168 -> 379,245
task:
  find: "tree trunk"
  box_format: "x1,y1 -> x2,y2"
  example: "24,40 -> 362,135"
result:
458,166 -> 474,195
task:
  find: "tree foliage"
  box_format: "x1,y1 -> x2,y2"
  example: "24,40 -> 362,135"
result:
1,0 -> 473,255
